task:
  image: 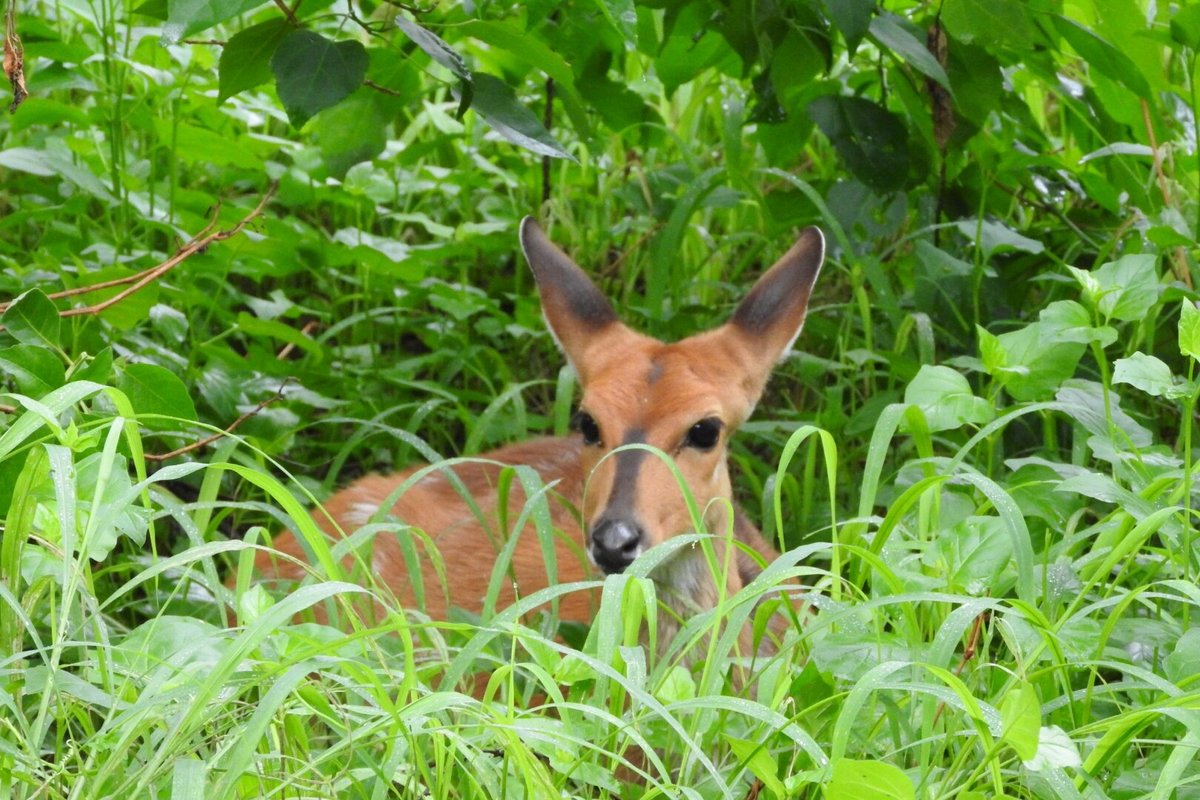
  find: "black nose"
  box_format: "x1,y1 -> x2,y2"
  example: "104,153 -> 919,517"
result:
590,518 -> 644,574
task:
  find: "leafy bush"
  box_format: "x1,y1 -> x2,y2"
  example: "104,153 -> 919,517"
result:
2,0 -> 1200,797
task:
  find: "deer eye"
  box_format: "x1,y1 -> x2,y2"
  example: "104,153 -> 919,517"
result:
684,417 -> 723,451
572,411 -> 603,447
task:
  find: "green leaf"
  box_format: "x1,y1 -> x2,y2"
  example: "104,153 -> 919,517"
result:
954,219 -> 1044,258
869,13 -> 950,91
808,95 -> 910,192
725,736 -> 785,799
1071,254 -> 1160,323
395,15 -> 470,81
1039,300 -> 1116,347
271,31 -> 369,128
1051,15 -> 1150,99
1023,726 -> 1081,770
0,346 -> 66,397
218,18 -> 291,102
984,321 -> 1085,402
466,73 -> 575,161
591,0 -> 637,42
74,348 -> 113,385
1164,629 -> 1200,685
1113,352 -> 1190,400
1000,682 -> 1041,760
1170,4 -> 1200,50
942,0 -> 1035,47
2,289 -> 61,349
827,758 -> 914,800
903,365 -> 994,432
313,94 -> 387,179
116,363 -> 198,425
162,0 -> 265,44
236,313 -> 323,359
460,20 -> 574,89
1179,301 -> 1200,362
823,0 -> 874,52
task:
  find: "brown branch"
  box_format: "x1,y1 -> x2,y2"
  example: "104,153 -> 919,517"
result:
0,184 -> 275,320
183,38 -> 226,46
932,609 -> 989,727
364,78 -> 405,97
4,0 -> 27,114
1140,98 -> 1192,288
144,379 -> 291,463
271,0 -> 299,25
276,320 -> 319,360
0,403 -> 16,414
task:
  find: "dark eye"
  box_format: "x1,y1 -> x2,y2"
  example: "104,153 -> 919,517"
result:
572,411 -> 602,447
684,418 -> 723,451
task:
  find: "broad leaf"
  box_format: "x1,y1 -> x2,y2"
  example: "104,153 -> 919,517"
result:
903,365 -> 993,432
808,95 -> 910,192
1039,300 -> 1116,347
1000,682 -> 1041,760
395,14 -> 470,80
2,289 -> 61,349
116,363 -> 198,425
955,219 -> 1044,258
313,94 -> 387,179
827,758 -> 914,800
1023,726 -> 1082,771
0,345 -> 66,397
1180,301 -> 1200,362
1069,254 -> 1160,323
824,0 -> 874,53
869,13 -> 950,91
467,73 -> 575,161
218,18 -> 291,102
271,31 -> 369,128
981,322 -> 1085,402
942,0 -> 1035,47
1051,16 -> 1150,99
1113,352 -> 1189,400
162,0 -> 265,44
725,736 -> 785,799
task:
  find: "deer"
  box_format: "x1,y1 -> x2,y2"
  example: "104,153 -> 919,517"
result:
247,218 -> 824,660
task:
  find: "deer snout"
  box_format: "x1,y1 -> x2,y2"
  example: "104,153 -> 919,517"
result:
589,517 -> 644,574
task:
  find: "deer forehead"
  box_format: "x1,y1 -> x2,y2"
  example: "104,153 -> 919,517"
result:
582,342 -> 752,440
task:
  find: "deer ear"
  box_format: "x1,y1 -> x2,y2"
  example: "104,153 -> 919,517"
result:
729,226 -> 825,364
520,217 -> 619,378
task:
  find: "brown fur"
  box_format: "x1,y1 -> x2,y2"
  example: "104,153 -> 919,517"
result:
247,219 -> 824,657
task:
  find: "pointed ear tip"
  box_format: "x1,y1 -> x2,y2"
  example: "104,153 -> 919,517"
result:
519,216 -> 542,244
799,225 -> 826,253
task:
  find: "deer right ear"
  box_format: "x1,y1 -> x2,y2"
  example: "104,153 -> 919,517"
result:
520,217 -> 620,378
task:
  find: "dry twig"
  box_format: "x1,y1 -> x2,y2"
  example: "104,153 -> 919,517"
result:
4,0 -> 27,113
0,183 -> 276,317
276,320 -> 319,360
144,379 -> 292,462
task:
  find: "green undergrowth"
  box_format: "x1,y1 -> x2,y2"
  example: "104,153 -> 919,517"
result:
4,0 -> 1200,797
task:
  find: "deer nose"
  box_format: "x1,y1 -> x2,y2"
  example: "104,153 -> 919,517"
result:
590,518 -> 644,574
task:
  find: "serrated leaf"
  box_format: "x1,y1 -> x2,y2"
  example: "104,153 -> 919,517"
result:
162,0 -> 265,44
1113,352 -> 1189,399
2,289 -> 61,349
465,72 -> 575,161
869,13 -> 950,91
725,736 -> 785,799
827,758 -> 914,800
271,31 -> 368,128
0,346 -> 66,398
1180,301 -> 1200,362
218,18 -> 291,102
1000,682 -> 1041,760
903,365 -> 994,432
116,363 -> 198,426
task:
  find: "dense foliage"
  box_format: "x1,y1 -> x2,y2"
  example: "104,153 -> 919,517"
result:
3,0 -> 1200,797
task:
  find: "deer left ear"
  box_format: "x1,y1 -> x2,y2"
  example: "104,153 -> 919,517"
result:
728,226 -> 825,364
